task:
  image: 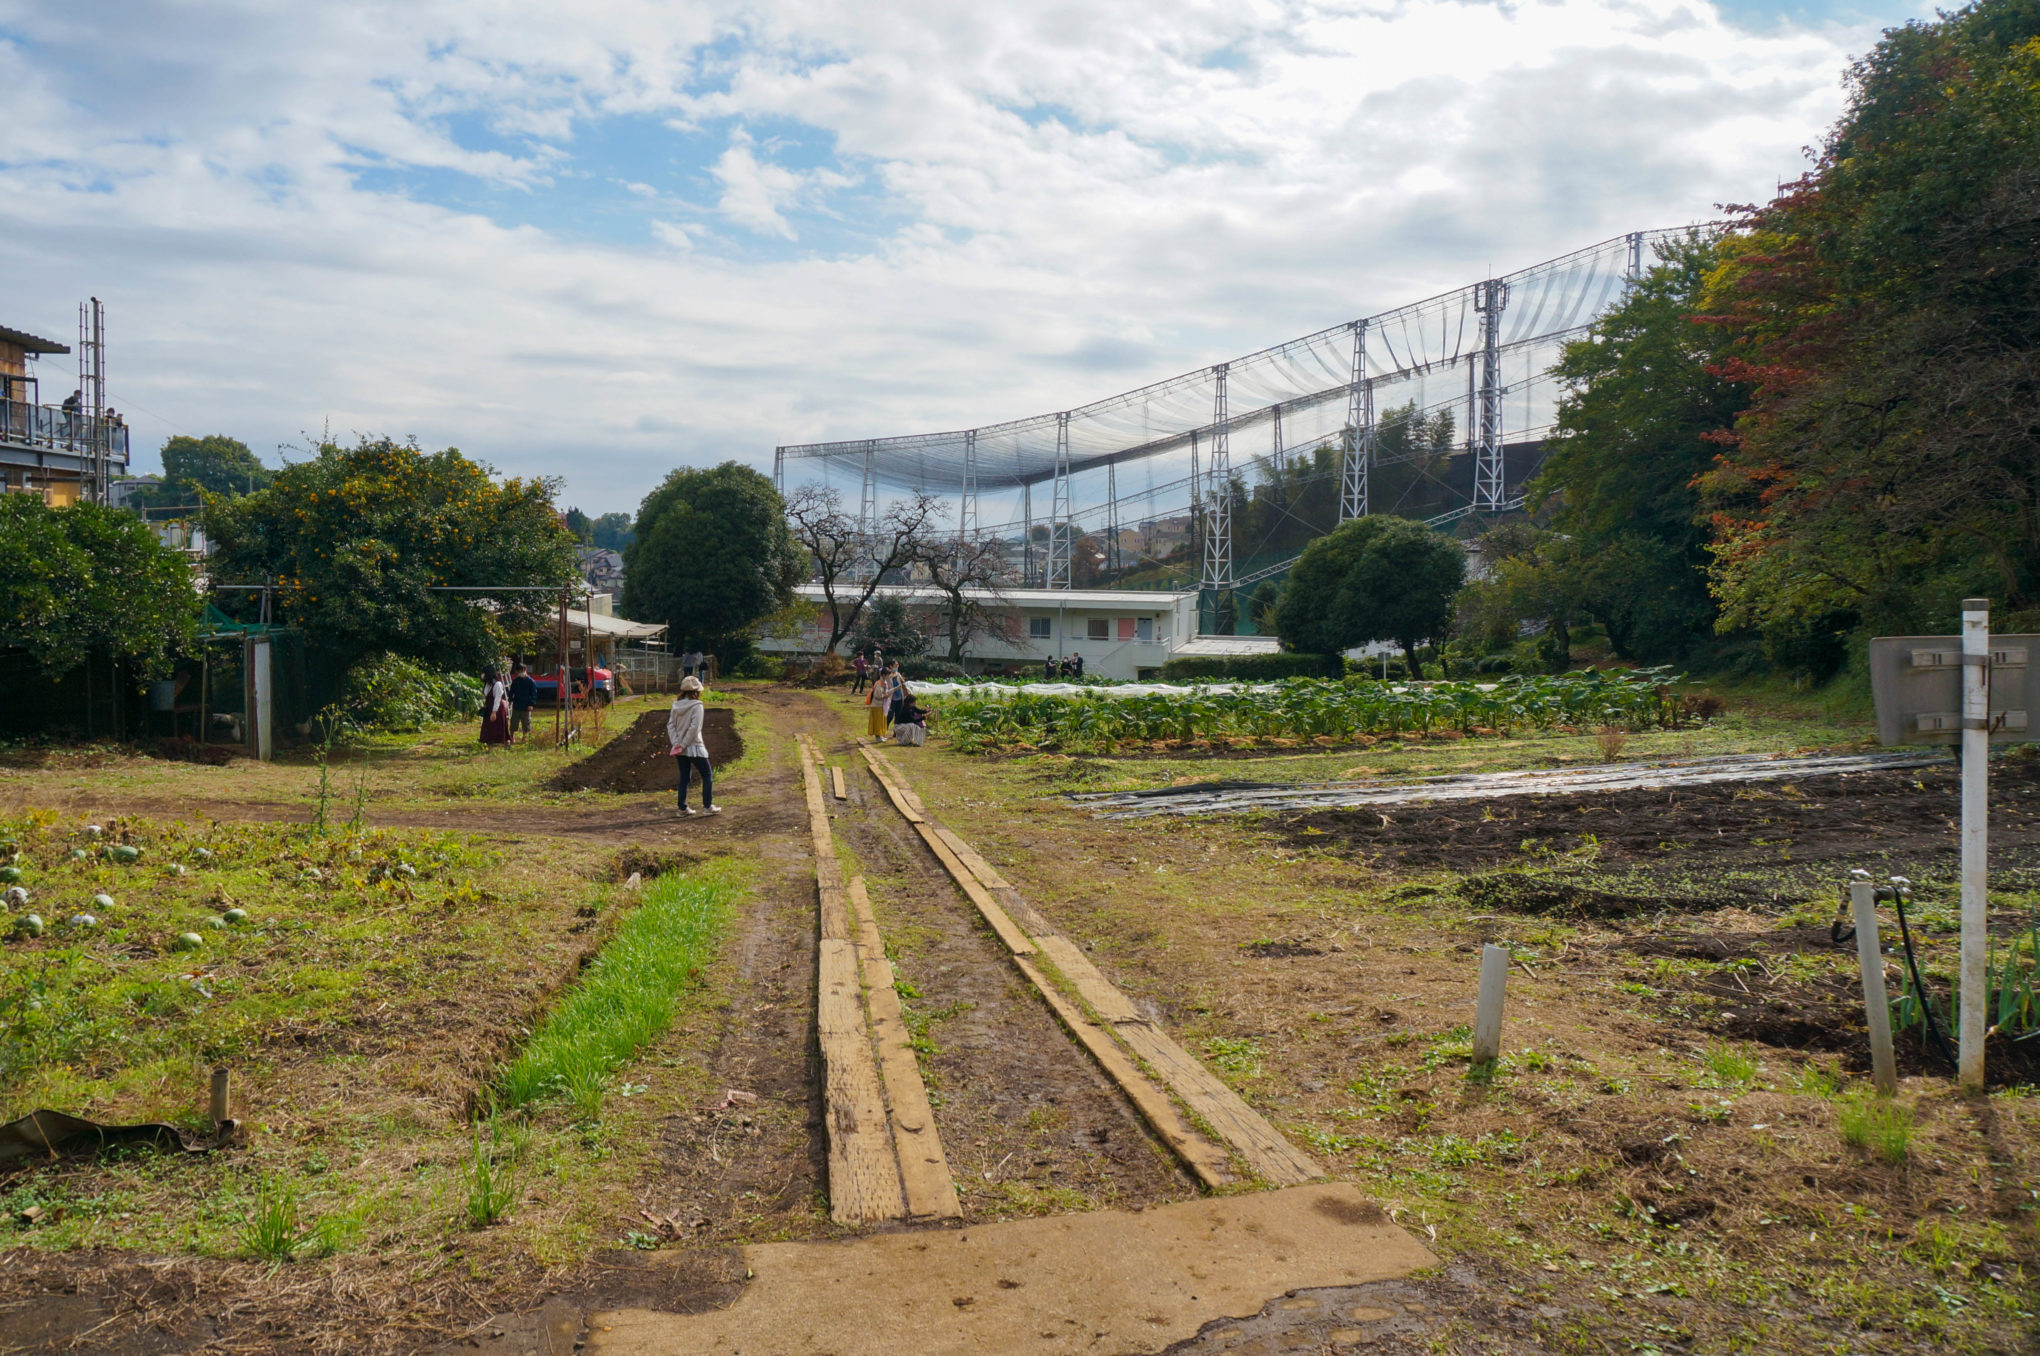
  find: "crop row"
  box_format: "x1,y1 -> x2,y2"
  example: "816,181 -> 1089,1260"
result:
933,670 -> 1689,753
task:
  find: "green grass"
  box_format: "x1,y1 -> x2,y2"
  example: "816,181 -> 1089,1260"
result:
1699,1041 -> 1761,1089
1839,1097 -> 1915,1164
498,863 -> 742,1118
464,1119 -> 522,1227
242,1174 -> 304,1261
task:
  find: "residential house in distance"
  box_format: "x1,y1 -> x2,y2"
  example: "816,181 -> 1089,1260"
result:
576,545 -> 625,597
0,321 -> 128,505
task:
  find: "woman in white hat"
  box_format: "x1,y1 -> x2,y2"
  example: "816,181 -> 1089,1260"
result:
667,675 -> 719,816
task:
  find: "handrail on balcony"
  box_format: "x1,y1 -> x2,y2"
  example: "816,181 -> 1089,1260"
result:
0,398 -> 131,463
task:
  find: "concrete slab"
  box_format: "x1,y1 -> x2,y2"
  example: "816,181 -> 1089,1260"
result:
584,1183 -> 1435,1356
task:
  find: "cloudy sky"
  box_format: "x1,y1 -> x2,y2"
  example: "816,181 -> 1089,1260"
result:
1,0 -> 1928,514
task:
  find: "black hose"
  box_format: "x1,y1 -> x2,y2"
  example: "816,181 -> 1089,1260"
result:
1891,886 -> 1960,1069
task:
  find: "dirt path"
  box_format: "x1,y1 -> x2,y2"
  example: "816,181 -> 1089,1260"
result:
810,727 -> 1200,1219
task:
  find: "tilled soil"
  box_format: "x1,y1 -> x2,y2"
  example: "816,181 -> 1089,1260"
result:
1283,756 -> 2040,881
814,732 -> 1199,1218
548,708 -> 743,793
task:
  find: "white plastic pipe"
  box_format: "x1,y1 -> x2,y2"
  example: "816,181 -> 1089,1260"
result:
1472,943 -> 1509,1065
1959,599 -> 1989,1091
1850,881 -> 1898,1097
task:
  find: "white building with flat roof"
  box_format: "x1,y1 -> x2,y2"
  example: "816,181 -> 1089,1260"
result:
761,584 -> 1208,680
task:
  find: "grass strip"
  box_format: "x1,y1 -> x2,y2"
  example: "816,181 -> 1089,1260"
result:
499,861 -> 741,1118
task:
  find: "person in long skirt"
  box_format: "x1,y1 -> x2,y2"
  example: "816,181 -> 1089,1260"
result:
866,661 -> 898,740
479,668 -> 512,749
667,675 -> 719,815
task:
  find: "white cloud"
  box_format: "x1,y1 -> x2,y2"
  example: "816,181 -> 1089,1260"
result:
0,0 -> 1906,513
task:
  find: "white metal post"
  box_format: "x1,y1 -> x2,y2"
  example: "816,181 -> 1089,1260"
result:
1850,880 -> 1898,1097
250,637 -> 274,763
1959,598 -> 1990,1091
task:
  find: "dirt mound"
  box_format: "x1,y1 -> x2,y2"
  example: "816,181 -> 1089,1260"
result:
549,708 -> 743,793
605,846 -> 705,882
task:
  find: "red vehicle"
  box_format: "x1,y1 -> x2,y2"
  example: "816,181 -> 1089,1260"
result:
530,665 -> 613,707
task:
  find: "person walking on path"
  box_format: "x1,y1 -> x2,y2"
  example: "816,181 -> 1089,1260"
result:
507,663 -> 537,741
667,675 -> 719,816
479,668 -> 512,749
682,646 -> 704,679
866,660 -> 901,740
851,651 -> 868,694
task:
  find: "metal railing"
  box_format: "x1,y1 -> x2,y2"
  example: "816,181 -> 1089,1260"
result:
0,399 -> 130,465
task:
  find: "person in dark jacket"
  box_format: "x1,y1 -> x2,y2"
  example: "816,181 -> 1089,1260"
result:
507,663 -> 538,740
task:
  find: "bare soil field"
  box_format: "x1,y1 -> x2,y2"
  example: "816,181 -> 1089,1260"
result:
2,684 -> 2035,1354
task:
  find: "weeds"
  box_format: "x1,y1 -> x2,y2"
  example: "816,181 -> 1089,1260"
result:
242,1175 -> 303,1261
499,863 -> 742,1117
1203,1036 -> 1265,1077
1839,1097 -> 1914,1164
1699,1041 -> 1760,1089
1596,726 -> 1629,761
464,1120 -> 520,1227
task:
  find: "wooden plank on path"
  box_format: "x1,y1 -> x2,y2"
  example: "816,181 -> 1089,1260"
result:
831,765 -> 848,800
1033,936 -> 1141,1023
865,746 -> 932,819
818,937 -> 907,1222
931,825 -> 1011,890
855,745 -> 925,823
848,877 -> 962,1220
1110,1020 -> 1322,1186
913,823 -> 1037,956
1014,956 -> 1236,1189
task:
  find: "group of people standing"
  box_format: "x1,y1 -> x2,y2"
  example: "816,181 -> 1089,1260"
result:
478,663 -> 540,749
1044,653 -> 1085,679
861,655 -> 927,744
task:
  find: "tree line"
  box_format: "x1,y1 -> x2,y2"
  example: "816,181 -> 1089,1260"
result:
1280,0 -> 2040,681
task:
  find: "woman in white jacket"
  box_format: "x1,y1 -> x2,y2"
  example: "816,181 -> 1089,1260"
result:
666,675 -> 719,816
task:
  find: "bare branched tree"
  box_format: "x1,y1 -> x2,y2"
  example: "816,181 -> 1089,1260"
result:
916,532 -> 1020,665
783,485 -> 944,653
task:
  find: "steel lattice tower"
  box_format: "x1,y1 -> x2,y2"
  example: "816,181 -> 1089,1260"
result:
858,440 -> 879,578
960,428 -> 979,539
1047,412 -> 1073,589
1341,319 -> 1372,521
1201,363 -> 1231,592
1472,281 -> 1509,513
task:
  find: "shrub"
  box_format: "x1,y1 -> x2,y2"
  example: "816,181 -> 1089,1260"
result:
339,653 -> 481,732
1161,652 -> 1344,681
900,657 -> 967,681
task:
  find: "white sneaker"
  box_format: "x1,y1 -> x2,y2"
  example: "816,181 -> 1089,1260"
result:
705,805 -> 722,815
679,807 -> 696,816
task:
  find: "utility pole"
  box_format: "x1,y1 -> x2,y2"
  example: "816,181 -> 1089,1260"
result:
960,429 -> 979,541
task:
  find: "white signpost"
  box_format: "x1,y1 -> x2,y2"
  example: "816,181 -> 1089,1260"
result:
1869,603 -> 2037,1091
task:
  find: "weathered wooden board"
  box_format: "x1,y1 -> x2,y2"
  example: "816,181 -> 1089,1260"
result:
1033,936 -> 1141,1023
1110,1020 -> 1322,1186
931,825 -> 1012,890
848,877 -> 961,1220
1013,956 -> 1236,1189
831,766 -> 848,800
855,745 -> 925,823
912,823 -> 1038,957
817,937 -> 906,1222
